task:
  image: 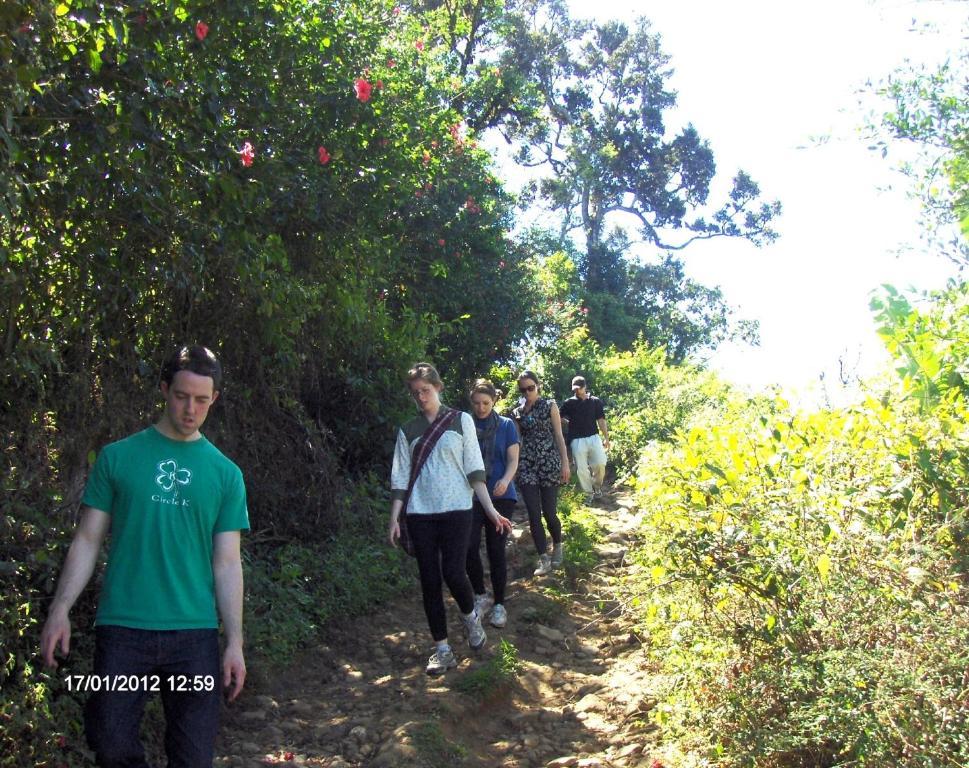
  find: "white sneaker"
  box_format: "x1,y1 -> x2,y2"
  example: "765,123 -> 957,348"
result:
533,553 -> 552,576
490,603 -> 507,628
462,610 -> 487,650
474,592 -> 493,618
426,646 -> 457,675
551,543 -> 564,567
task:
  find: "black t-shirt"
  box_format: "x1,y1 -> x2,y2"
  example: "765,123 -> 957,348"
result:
559,395 -> 605,440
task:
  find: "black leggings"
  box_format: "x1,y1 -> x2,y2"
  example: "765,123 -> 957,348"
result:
519,483 -> 561,555
407,510 -> 475,642
466,497 -> 515,604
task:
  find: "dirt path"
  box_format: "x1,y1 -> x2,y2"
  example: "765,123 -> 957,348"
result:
216,490 -> 664,768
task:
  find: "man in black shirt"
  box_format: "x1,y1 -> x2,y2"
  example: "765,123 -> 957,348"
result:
559,376 -> 610,499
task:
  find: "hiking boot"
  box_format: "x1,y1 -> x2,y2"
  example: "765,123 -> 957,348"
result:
533,553 -> 552,576
462,610 -> 487,650
426,646 -> 457,676
551,543 -> 564,567
490,603 -> 507,628
474,592 -> 493,618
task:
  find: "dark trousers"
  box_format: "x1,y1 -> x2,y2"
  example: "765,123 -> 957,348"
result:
519,483 -> 561,554
84,626 -> 221,768
466,497 -> 515,604
407,509 -> 475,642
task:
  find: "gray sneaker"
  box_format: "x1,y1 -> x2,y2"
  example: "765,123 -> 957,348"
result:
462,610 -> 487,650
551,543 -> 564,567
426,647 -> 457,675
490,603 -> 507,628
533,553 -> 552,576
473,592 -> 493,618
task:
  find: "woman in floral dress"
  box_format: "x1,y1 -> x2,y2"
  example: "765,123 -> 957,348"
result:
511,370 -> 570,575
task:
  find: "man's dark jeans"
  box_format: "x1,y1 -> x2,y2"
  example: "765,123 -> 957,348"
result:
84,626 -> 221,768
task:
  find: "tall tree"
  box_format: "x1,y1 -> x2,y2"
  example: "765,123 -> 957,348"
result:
519,16 -> 780,292
876,51 -> 969,264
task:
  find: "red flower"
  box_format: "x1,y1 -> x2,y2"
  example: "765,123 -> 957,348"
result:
438,238 -> 446,246
284,753 -> 294,762
354,78 -> 372,103
422,150 -> 431,165
376,80 -> 384,90
424,182 -> 433,191
194,21 -> 209,41
415,40 -> 425,52
239,142 -> 255,167
415,190 -> 423,198
56,736 -> 67,749
317,146 -> 331,165
650,761 -> 665,768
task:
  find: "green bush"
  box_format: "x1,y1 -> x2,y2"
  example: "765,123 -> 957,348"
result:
627,284 -> 969,766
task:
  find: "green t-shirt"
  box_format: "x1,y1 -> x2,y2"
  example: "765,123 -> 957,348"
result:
82,426 -> 249,630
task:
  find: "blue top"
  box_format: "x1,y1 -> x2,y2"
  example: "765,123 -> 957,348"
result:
474,414 -> 520,501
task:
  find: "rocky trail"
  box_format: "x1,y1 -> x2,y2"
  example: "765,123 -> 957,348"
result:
215,490 -> 664,768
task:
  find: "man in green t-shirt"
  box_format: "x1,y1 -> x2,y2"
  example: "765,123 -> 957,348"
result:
40,345 -> 249,768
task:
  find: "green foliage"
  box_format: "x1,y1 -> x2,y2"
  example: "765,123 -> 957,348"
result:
876,52 -> 969,263
454,638 -> 522,697
558,487 -> 604,575
627,284 -> 969,766
246,515 -> 413,665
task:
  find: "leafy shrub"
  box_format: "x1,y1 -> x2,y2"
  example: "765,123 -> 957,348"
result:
454,638 -> 522,697
627,284 -> 969,766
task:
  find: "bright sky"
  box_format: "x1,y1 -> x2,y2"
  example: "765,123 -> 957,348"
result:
548,0 -> 969,405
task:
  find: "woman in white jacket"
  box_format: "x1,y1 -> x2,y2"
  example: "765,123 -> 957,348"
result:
388,362 -> 513,675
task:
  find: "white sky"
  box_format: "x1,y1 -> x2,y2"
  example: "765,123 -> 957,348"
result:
533,0 -> 967,405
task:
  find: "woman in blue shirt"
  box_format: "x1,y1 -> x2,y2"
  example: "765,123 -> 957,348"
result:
466,379 -> 519,628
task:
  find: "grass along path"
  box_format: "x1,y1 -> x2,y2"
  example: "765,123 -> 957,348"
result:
216,488 -> 664,768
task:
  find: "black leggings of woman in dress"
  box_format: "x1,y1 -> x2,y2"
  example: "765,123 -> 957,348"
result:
519,483 -> 561,555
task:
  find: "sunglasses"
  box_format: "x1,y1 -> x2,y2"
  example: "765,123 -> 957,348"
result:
518,384 -> 537,393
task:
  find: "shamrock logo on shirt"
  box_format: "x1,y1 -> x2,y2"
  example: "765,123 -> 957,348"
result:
156,459 -> 192,493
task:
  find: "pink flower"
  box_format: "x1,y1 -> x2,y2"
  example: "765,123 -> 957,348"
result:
438,238 -> 446,246
318,146 -> 330,165
424,182 -> 433,191
415,39 -> 425,52
354,78 -> 372,103
499,260 -> 506,269
387,58 -> 397,68
415,190 -> 423,198
56,736 -> 67,749
239,142 -> 255,167
195,21 -> 209,41
581,306 -> 589,314
376,80 -> 384,90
